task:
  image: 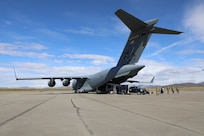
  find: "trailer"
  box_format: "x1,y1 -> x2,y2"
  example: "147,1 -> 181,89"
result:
129,86 -> 149,95
116,85 -> 128,94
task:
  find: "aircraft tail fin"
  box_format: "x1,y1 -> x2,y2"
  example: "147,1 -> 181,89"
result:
115,9 -> 182,34
115,9 -> 147,31
152,27 -> 182,34
115,9 -> 182,66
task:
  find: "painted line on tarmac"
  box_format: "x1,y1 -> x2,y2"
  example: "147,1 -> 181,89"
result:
0,95 -> 57,127
81,95 -> 204,136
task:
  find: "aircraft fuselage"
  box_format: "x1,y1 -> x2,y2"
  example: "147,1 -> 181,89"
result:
15,9 -> 182,94
72,64 -> 145,92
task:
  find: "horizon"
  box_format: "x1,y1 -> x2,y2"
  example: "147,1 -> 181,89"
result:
1,81 -> 204,89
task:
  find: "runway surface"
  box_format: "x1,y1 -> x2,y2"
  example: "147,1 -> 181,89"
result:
0,90 -> 204,136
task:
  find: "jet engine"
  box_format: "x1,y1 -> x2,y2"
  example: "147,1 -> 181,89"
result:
48,79 -> 56,87
62,79 -> 70,86
72,79 -> 77,88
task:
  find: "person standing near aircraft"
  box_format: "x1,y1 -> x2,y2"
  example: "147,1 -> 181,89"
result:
171,87 -> 175,94
176,87 -> 180,93
166,87 -> 170,94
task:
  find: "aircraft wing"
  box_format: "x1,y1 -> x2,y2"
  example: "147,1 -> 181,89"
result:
126,80 -> 140,83
127,80 -> 153,84
15,77 -> 87,81
14,69 -> 87,81
127,77 -> 155,84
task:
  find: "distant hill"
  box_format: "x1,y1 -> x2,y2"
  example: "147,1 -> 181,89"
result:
199,82 -> 204,85
166,82 -> 204,87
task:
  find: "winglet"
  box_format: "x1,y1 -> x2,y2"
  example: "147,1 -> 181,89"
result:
13,68 -> 18,80
150,77 -> 155,83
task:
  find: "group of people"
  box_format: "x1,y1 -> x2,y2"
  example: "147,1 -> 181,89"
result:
157,87 -> 180,95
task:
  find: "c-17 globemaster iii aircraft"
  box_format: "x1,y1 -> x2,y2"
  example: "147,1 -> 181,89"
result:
15,9 -> 182,93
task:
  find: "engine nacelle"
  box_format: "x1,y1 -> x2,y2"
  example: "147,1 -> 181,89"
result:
62,79 -> 70,86
48,79 -> 56,87
71,79 -> 77,88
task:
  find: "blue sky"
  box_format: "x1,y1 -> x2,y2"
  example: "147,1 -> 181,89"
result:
0,0 -> 204,87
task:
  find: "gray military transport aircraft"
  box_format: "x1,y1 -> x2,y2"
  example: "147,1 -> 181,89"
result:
15,9 -> 182,93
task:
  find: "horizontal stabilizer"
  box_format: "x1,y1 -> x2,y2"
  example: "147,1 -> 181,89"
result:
127,76 -> 155,84
152,27 -> 182,34
115,9 -> 147,31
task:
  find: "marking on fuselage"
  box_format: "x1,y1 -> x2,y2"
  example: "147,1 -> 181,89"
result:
129,35 -> 139,41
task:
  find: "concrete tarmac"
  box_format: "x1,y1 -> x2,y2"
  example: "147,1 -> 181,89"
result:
0,90 -> 204,136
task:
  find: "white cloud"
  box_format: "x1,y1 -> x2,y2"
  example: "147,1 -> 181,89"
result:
19,42 -> 47,50
1,19 -> 12,26
8,32 -> 35,40
13,62 -> 47,72
149,41 -> 180,57
183,2 -> 204,42
37,28 -> 68,40
0,67 -> 11,73
1,62 -> 103,88
65,27 -> 96,35
148,38 -> 193,57
62,53 -> 115,65
13,62 -> 102,77
191,58 -> 204,68
1,58 -> 204,88
114,19 -> 130,34
65,17 -> 130,36
0,42 -> 54,59
52,66 -> 102,76
179,49 -> 204,55
136,59 -> 204,85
